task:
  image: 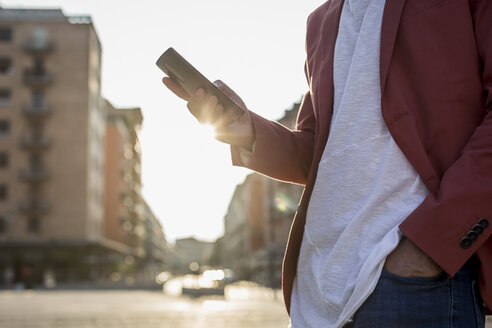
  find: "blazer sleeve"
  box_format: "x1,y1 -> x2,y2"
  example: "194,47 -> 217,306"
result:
400,0 -> 492,278
230,89 -> 316,185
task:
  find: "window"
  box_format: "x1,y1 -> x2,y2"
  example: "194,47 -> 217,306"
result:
30,153 -> 42,169
27,217 -> 40,233
33,58 -> 45,75
0,152 -> 8,168
32,91 -> 44,108
0,58 -> 12,75
29,122 -> 43,139
0,120 -> 10,136
29,185 -> 40,199
32,27 -> 47,45
0,28 -> 12,42
0,89 -> 11,106
0,216 -> 5,233
0,213 -> 13,234
0,184 -> 7,201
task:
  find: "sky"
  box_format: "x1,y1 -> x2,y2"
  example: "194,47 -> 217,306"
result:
1,0 -> 327,242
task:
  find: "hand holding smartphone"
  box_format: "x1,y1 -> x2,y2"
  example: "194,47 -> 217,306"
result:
158,48 -> 255,150
156,48 -> 245,124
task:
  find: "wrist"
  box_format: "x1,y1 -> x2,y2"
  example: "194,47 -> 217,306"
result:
215,110 -> 255,149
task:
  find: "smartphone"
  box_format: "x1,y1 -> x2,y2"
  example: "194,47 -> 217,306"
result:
156,48 -> 244,122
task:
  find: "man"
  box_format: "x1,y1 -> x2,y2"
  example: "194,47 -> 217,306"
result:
163,0 -> 491,326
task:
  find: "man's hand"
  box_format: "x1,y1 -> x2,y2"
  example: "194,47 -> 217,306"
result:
384,237 -> 444,277
162,77 -> 255,150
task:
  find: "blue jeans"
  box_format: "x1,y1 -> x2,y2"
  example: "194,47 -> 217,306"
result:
344,259 -> 485,327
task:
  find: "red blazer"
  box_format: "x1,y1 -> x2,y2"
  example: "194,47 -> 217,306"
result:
232,0 -> 492,314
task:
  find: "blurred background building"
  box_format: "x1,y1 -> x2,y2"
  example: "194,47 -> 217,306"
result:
173,237 -> 214,274
0,5 -> 305,292
104,100 -> 145,260
0,7 -> 169,289
214,103 -> 303,288
141,200 -> 169,280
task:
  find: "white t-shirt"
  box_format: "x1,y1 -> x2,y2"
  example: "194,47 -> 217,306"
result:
289,0 -> 429,327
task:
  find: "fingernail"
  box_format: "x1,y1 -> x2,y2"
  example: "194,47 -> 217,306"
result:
195,88 -> 205,97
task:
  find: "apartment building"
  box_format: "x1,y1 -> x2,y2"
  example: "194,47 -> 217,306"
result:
174,237 -> 215,274
217,102 -> 304,287
0,8 -> 106,285
141,200 -> 168,278
0,7 -> 169,287
103,100 -> 146,263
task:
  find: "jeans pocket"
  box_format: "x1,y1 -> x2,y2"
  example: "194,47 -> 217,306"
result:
471,280 -> 485,328
353,268 -> 453,327
381,268 -> 450,285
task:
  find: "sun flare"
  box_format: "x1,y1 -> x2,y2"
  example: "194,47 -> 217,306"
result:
197,123 -> 217,140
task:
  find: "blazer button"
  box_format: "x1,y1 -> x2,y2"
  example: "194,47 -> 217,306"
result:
472,224 -> 484,235
467,231 -> 479,241
478,218 -> 489,229
460,237 -> 473,249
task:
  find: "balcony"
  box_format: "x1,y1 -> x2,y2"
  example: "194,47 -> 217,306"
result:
23,69 -> 53,87
19,135 -> 52,150
23,39 -> 54,54
18,200 -> 50,215
19,167 -> 51,182
22,104 -> 52,118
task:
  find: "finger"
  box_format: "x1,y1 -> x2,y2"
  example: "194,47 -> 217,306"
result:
187,88 -> 206,121
187,89 -> 219,124
162,77 -> 190,101
200,94 -> 219,124
213,80 -> 247,109
213,104 -> 225,126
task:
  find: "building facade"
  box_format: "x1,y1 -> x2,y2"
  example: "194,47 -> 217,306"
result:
141,200 -> 168,278
0,8 -> 106,286
103,101 -> 145,255
0,7 -> 168,288
102,100 -> 149,284
103,102 -> 170,282
218,102 -> 304,288
174,237 -> 215,274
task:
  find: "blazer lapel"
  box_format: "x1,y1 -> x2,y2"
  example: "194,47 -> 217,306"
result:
380,0 -> 407,93
316,0 -> 344,148
282,0 -> 345,313
315,0 -> 406,129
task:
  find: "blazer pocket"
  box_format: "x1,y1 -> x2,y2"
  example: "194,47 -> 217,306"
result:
401,0 -> 454,22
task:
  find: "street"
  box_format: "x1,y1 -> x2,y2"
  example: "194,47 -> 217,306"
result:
0,289 -> 490,328
0,290 -> 290,328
